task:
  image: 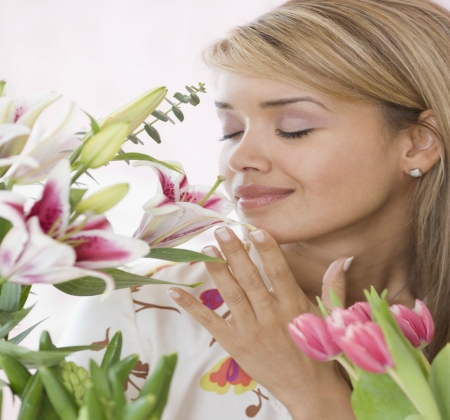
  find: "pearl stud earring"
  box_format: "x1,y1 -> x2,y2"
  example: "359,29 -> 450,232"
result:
409,168 -> 423,178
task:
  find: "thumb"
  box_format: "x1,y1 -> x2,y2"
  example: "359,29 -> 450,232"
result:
321,256 -> 354,311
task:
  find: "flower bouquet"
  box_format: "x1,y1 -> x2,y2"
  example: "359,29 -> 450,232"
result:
0,80 -> 238,419
289,288 -> 450,420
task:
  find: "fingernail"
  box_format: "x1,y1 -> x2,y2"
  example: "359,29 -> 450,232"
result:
167,289 -> 180,299
343,256 -> 354,272
216,227 -> 231,241
202,246 -> 216,257
250,229 -> 265,243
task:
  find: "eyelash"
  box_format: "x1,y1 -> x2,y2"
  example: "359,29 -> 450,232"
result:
218,128 -> 314,142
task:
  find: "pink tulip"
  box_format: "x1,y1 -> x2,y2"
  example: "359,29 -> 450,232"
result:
325,306 -> 370,340
390,300 -> 434,349
349,301 -> 372,321
335,322 -> 394,373
133,161 -> 237,248
289,313 -> 342,361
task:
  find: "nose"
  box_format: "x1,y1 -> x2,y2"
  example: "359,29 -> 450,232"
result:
226,129 -> 272,175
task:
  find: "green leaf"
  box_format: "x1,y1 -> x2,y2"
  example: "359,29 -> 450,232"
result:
151,110 -> 168,122
185,86 -> 195,94
9,317 -> 48,345
0,354 -> 31,396
53,267 -> 201,297
123,395 -> 157,420
101,331 -> 122,371
315,296 -> 329,317
82,110 -> 100,135
351,370 -> 417,420
189,92 -> 200,105
144,124 -> 161,144
144,248 -> 226,263
173,93 -> 189,104
0,305 -> 34,339
0,339 -> 96,368
18,286 -> 31,310
367,292 -> 441,419
404,416 -> 425,420
329,287 -> 343,308
111,153 -> 183,174
430,344 -> 450,419
69,188 -> 88,211
171,106 -> 184,122
0,217 -> 12,244
127,133 -> 142,144
0,282 -> 21,312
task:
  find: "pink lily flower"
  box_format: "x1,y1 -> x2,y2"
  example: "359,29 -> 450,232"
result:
390,300 -> 434,349
288,313 -> 342,361
25,160 -> 150,269
325,306 -> 370,340
335,322 -> 395,373
0,216 -> 114,294
133,161 -> 237,248
5,102 -> 79,184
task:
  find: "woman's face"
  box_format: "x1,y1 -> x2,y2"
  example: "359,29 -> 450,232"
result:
216,72 -> 410,244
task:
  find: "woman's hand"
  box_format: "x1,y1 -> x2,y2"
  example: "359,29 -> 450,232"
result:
167,227 -> 355,419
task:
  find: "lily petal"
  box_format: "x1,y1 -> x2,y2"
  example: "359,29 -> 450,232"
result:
0,191 -> 26,228
0,98 -> 14,124
68,229 -> 150,269
0,222 -> 28,276
180,184 -> 235,216
0,124 -> 30,148
27,159 -> 71,235
14,91 -> 61,127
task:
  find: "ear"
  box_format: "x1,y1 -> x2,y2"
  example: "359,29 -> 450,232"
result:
400,109 -> 442,175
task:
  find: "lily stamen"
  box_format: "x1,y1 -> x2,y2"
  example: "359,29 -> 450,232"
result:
197,175 -> 226,207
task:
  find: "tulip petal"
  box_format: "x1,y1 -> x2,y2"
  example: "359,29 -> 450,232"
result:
27,160 -> 70,235
68,230 -> 150,269
0,191 -> 26,227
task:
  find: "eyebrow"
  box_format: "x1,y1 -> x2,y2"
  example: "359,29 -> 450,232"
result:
214,96 -> 329,111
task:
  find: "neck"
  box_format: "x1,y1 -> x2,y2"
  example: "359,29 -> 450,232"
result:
279,201 -> 416,308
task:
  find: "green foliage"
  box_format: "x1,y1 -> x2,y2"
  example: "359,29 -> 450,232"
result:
145,247 -> 225,263
144,124 -> 161,144
430,344 -> 450,419
111,153 -> 183,174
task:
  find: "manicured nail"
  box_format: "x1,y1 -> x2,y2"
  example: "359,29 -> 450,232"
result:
343,256 -> 354,272
216,227 -> 231,241
250,229 -> 265,243
167,289 -> 180,299
202,246 -> 216,257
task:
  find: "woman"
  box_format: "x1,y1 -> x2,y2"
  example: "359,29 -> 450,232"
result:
61,0 -> 450,418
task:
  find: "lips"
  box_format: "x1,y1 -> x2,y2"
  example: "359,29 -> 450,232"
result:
233,185 -> 294,210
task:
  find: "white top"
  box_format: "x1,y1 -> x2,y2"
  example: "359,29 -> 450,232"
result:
59,243 -> 292,420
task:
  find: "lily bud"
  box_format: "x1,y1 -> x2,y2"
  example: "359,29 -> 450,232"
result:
336,322 -> 394,373
80,122 -> 130,169
76,183 -> 129,214
98,86 -> 167,133
390,299 -> 434,349
288,313 -> 342,361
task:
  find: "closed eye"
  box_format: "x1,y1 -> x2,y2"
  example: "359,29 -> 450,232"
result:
218,131 -> 243,142
277,128 -> 314,139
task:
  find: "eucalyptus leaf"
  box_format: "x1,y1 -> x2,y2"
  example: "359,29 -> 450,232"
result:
430,344 -> 450,419
0,217 -> 12,244
111,153 -> 183,174
127,133 -> 140,144
173,93 -> 189,104
352,370 -> 417,420
0,282 -> 21,312
144,124 -> 161,144
172,106 -> 184,122
185,86 -> 195,93
9,317 -> 49,345
151,110 -> 169,122
0,339 -> 95,368
53,267 -> 202,297
190,93 -> 200,105
145,248 -> 226,263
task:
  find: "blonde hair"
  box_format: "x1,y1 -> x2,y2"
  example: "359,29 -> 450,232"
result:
203,0 -> 450,360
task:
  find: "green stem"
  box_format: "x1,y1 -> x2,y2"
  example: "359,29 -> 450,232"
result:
69,142 -> 86,165
197,175 -> 226,206
387,368 -> 424,417
417,349 -> 431,373
134,101 -> 183,135
71,164 -> 88,185
336,356 -> 359,382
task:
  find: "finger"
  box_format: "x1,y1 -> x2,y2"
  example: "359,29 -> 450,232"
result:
167,287 -> 231,341
249,229 -> 305,305
213,227 -> 273,311
202,245 -> 256,320
321,256 -> 354,311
